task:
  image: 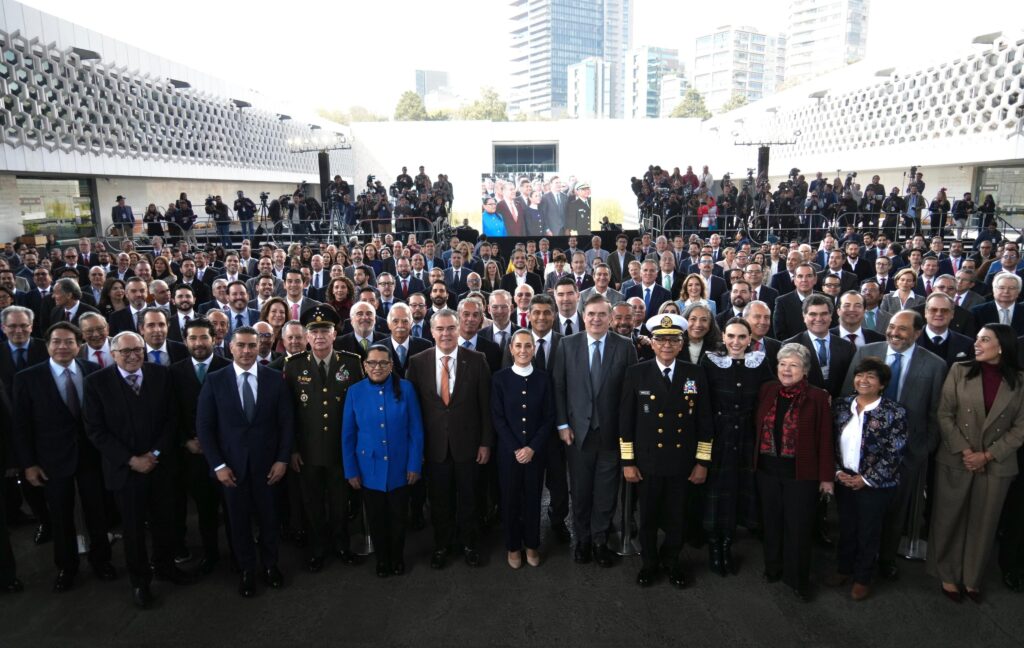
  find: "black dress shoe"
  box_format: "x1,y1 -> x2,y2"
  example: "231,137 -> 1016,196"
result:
464,548 -> 481,568
153,566 -> 195,585
196,556 -> 219,576
264,566 -> 284,589
33,524 -> 52,545
3,578 -> 23,593
965,589 -> 983,604
594,545 -> 615,568
668,567 -> 687,589
132,585 -> 155,609
636,567 -> 656,587
574,543 -> 593,564
375,561 -> 390,578
878,560 -> 899,580
92,562 -> 117,581
550,519 -> 571,543
335,549 -> 358,565
53,570 -> 75,593
430,550 -> 447,570
306,557 -> 325,573
391,561 -> 405,576
763,569 -> 782,583
238,571 -> 256,598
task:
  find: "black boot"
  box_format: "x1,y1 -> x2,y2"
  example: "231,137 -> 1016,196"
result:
708,534 -> 725,577
722,534 -> 736,575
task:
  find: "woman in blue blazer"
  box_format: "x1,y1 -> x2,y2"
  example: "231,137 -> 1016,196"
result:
829,356 -> 908,601
342,345 -> 424,577
491,329 -> 555,569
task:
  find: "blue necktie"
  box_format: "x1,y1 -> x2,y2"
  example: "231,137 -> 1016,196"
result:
195,363 -> 207,383
396,344 -> 407,366
235,313 -> 244,329
242,372 -> 256,422
463,340 -> 473,350
885,353 -> 903,400
644,287 -> 651,312
150,350 -> 162,365
815,338 -> 828,369
14,347 -> 26,370
413,323 -> 422,338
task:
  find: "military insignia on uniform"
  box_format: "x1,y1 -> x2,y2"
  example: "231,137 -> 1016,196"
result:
660,315 -> 672,328
302,370 -> 309,375
337,368 -> 350,382
684,379 -> 697,394
300,393 -> 308,402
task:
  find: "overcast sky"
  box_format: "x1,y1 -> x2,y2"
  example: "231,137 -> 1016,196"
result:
20,0 -> 1015,116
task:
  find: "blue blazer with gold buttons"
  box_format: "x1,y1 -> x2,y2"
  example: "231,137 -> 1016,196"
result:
490,367 -> 555,455
342,376 -> 424,492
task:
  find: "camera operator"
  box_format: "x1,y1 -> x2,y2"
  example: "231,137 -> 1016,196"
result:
718,177 -> 738,229
394,195 -> 415,234
881,187 -> 905,241
414,166 -> 430,194
907,170 -> 925,195
835,189 -> 859,229
330,175 -> 351,199
792,173 -> 808,205
288,192 -> 309,235
865,175 -> 885,204
340,193 -> 357,232
395,166 -> 413,193
234,191 -> 256,238
205,195 -> 231,248
859,188 -> 881,230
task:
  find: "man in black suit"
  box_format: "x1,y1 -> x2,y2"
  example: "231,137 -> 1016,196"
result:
23,267 -> 53,337
624,260 -> 671,321
831,291 -> 886,348
383,303 -> 433,379
457,297 -> 502,374
110,195 -> 135,238
607,234 -> 635,290
769,250 -> 802,295
169,319 -> 232,576
443,250 -> 471,296
499,249 -> 544,295
784,294 -> 855,398
174,258 -> 212,306
972,272 -> 1024,335
843,241 -> 873,283
140,308 -> 188,367
913,274 -> 976,339
393,258 -> 426,303
540,177 -> 568,235
743,263 -> 778,313
108,277 -> 151,336
334,301 -> 387,359
12,322 -> 115,592
917,292 -> 975,367
773,263 -> 821,342
48,278 -> 100,330
196,327 -> 295,598
0,374 -> 21,593
818,250 -> 859,294
167,284 -> 198,344
83,330 -> 189,609
656,252 -> 685,301
716,280 -> 753,330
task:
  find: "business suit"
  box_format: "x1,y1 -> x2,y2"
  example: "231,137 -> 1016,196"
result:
912,303 -> 977,339
82,364 -> 178,587
384,336 -> 433,379
393,275 -> 426,302
829,326 -> 886,347
335,331 -> 388,359
917,329 -> 975,367
785,332 -> 855,398
173,280 -> 211,305
108,306 -> 146,336
972,302 -> 1024,336
625,283 -> 671,318
769,271 -> 795,295
818,270 -> 858,294
930,363 -> 1024,590
880,292 -> 925,314
540,191 -> 567,235
551,331 -> 637,551
0,382 -> 18,588
497,198 -> 528,237
169,355 -> 232,565
607,252 -> 635,289
499,271 -> 544,295
406,346 -> 493,555
45,301 -> 99,332
144,340 -> 188,366
748,285 -> 779,313
462,336 -> 502,374
954,290 -> 984,312
773,292 -> 811,342
11,360 -> 111,575
841,342 -> 946,569
196,364 -> 295,572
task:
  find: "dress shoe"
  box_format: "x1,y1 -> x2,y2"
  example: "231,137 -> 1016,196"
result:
132,585 -> 155,609
824,571 -> 851,587
464,548 -> 481,568
33,524 -> 52,545
964,589 -> 983,604
263,566 -> 284,589
525,549 -> 540,567
306,556 -> 325,573
508,551 -> 523,569
335,549 -> 358,565
92,562 -> 118,581
375,561 -> 390,578
721,535 -> 736,574
594,545 -> 615,568
3,578 -> 23,593
430,550 -> 447,570
763,569 -> 782,584
196,556 -> 219,576
941,585 -> 962,603
850,582 -> 870,601
668,567 -> 687,589
550,519 -> 571,543
636,567 -> 656,587
878,560 -> 899,580
707,536 -> 725,577
238,571 -> 256,598
573,543 -> 593,564
154,566 -> 195,585
52,570 -> 75,593
391,561 -> 405,576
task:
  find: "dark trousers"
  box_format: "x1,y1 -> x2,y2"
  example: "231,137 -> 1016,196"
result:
115,468 -> 175,587
275,468 -> 305,534
879,460 -> 925,564
999,452 -> 1024,576
44,461 -> 112,573
426,458 -> 479,551
836,482 -> 896,585
565,439 -> 620,547
3,474 -> 50,527
180,452 -> 227,559
363,486 -> 409,566
0,475 -> 16,582
223,466 -> 280,572
298,464 -> 350,559
757,469 -> 818,591
637,473 -> 687,570
544,434 -> 569,524
409,472 -> 427,520
498,450 -> 545,551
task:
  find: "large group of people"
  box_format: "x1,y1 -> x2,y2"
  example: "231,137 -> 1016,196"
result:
0,211 -> 1023,613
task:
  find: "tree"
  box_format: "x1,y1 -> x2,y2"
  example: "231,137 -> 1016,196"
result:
719,92 -> 748,113
460,87 -> 508,121
427,109 -> 454,121
394,91 -> 428,121
669,88 -> 711,119
316,106 -> 387,125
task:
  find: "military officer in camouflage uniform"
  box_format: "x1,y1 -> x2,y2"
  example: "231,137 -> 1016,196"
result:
284,304 -> 364,572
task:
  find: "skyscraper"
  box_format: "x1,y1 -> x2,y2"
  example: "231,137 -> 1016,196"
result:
567,57 -> 612,119
693,25 -> 786,112
785,0 -> 869,84
602,0 -> 633,118
625,46 -> 680,119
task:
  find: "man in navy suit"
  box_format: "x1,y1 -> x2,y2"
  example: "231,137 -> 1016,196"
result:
225,282 -> 260,343
384,303 -> 433,379
393,258 -> 426,303
917,292 -> 975,367
972,272 -> 1024,336
197,327 -> 295,598
624,260 -> 671,320
444,250 -> 471,296
110,195 -> 135,239
12,322 -> 115,592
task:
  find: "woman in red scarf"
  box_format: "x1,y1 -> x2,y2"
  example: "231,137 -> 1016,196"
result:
754,342 -> 834,601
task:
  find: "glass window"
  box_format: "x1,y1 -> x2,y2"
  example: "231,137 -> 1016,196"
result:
15,177 -> 97,239
493,144 -> 559,174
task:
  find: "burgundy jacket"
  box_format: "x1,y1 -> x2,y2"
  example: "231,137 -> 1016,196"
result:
753,381 -> 835,482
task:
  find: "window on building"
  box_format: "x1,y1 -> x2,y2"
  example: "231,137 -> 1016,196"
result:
15,177 -> 97,239
493,143 -> 558,174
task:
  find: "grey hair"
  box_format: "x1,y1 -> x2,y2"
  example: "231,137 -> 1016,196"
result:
111,330 -> 143,350
2,304 -> 34,324
777,342 -> 811,373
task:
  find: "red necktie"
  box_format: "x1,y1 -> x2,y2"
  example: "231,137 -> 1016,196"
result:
847,333 -> 858,346
520,312 -> 527,327
93,350 -> 105,367
925,279 -> 932,294
754,340 -> 762,352
291,303 -> 300,320
402,279 -> 408,297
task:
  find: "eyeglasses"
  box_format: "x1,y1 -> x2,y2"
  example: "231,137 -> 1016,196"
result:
257,333 -> 273,339
364,360 -> 391,368
115,348 -> 145,356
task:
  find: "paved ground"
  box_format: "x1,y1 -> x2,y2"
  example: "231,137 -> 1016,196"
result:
1,515 -> 1022,647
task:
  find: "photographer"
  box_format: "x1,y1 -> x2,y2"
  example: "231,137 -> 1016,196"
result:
414,166 -> 430,194
859,188 -> 881,230
331,175 -> 351,199
865,175 -> 886,202
395,167 -> 413,193
288,192 -> 308,235
881,187 -> 905,241
234,191 -> 256,238
205,195 -> 231,248
171,197 -> 197,246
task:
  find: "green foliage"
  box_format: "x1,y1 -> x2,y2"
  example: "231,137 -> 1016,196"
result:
459,87 -> 508,121
669,88 -> 711,119
394,91 -> 428,121
719,92 -> 748,113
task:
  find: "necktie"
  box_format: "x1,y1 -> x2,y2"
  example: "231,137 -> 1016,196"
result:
402,279 -> 408,297
318,360 -> 328,384
879,277 -> 886,291
396,344 -> 407,366
314,274 -> 320,289
14,347 -> 26,370
577,276 -> 583,290
955,294 -> 962,306
815,337 -> 828,368
865,310 -> 876,330
1001,308 -> 1011,325
662,366 -> 672,388
440,355 -> 451,406
65,310 -> 72,322
291,303 -> 300,320
241,372 -> 256,422
454,269 -> 460,284
564,319 -> 574,336
544,252 -> 549,265
664,275 -> 672,291
184,314 -> 191,325
847,333 -> 858,346
885,353 -> 903,400
195,363 -> 207,383
63,368 -> 80,417
644,287 -> 651,312
535,338 -> 546,372
925,279 -> 932,294
496,331 -> 506,349
235,313 -> 244,330
753,339 -> 762,352
135,311 -> 144,331
126,373 -> 140,394
150,349 -> 162,365
520,312 -> 527,327
590,340 -> 603,394
413,323 -> 422,338
933,335 -> 943,346
462,340 -> 473,350
93,349 -> 105,368
360,338 -> 369,352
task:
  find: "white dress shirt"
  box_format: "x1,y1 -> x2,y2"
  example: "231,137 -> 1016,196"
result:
839,397 -> 881,486
435,347 -> 457,397
233,362 -> 258,407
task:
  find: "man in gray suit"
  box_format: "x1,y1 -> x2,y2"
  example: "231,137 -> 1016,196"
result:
841,309 -> 945,580
579,264 -> 625,314
551,293 -> 637,567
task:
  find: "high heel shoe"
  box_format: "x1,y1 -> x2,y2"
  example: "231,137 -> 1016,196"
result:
940,584 -> 962,603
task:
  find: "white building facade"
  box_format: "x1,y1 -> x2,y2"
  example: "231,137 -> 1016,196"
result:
693,25 -> 787,112
785,0 -> 869,85
625,46 -> 679,119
